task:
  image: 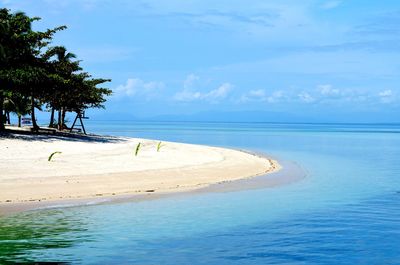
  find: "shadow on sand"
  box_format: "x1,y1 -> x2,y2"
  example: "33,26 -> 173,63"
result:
0,128 -> 126,144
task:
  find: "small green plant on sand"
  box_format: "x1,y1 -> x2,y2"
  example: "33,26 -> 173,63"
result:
48,151 -> 62,162
157,141 -> 165,152
135,142 -> 141,156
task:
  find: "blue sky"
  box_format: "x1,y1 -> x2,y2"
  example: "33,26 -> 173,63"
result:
2,0 -> 400,122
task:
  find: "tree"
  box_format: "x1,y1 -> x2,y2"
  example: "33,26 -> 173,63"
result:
0,8 -> 65,131
43,46 -> 77,128
0,9 -> 10,130
42,48 -> 112,130
61,72 -> 112,123
3,92 -> 31,127
0,8 -> 111,133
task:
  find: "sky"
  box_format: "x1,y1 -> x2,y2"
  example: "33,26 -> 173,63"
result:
2,0 -> 400,122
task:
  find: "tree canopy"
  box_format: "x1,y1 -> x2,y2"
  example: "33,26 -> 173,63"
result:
0,8 -> 112,131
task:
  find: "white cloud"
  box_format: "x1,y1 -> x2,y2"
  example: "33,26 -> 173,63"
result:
249,89 -> 267,98
267,90 -> 285,103
135,1 -> 320,42
239,89 -> 286,103
318,84 -> 340,95
115,78 -> 164,98
175,74 -> 232,102
183,74 -> 200,89
205,83 -> 232,100
238,85 -> 395,106
239,89 -> 266,102
379,89 -> 392,97
378,89 -> 395,103
312,85 -> 373,103
174,82 -> 232,102
298,92 -> 315,103
174,90 -> 202,101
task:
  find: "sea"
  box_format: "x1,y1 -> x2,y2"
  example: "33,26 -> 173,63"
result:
1,121 -> 400,264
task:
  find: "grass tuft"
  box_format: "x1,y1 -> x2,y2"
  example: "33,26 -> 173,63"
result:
157,141 -> 165,152
48,151 -> 62,162
135,142 -> 141,156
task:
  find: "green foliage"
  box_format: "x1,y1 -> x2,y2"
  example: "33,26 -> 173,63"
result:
157,141 -> 165,152
48,151 -> 62,162
0,8 -> 111,131
3,92 -> 31,117
135,143 -> 141,156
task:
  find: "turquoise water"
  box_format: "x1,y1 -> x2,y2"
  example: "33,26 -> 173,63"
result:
1,122 -> 400,264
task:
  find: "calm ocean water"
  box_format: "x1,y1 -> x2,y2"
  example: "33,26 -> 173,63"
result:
1,121 -> 400,264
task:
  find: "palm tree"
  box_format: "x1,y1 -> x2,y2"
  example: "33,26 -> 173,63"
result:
44,46 -> 79,129
3,92 -> 31,127
45,46 -> 77,128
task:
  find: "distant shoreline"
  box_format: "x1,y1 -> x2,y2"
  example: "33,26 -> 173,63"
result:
0,133 -> 284,215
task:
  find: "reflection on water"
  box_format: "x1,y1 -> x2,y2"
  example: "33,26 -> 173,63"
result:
1,122 -> 400,264
0,210 -> 90,263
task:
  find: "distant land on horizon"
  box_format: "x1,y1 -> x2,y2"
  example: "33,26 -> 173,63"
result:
80,110 -> 400,124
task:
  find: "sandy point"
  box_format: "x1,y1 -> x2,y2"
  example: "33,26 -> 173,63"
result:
0,133 -> 281,212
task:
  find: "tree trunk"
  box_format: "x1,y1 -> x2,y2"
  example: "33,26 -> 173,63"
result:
49,107 -> 55,127
57,109 -> 62,130
0,92 -> 4,131
61,107 -> 67,129
6,111 -> 10,124
31,95 -> 39,131
18,115 -> 21,127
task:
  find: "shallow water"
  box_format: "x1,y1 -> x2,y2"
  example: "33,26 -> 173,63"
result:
1,122 -> 400,264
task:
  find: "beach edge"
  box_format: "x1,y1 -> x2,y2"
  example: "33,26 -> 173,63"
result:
0,134 -> 286,215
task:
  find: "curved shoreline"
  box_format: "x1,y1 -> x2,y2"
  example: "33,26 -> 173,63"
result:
0,134 -> 289,215
0,157 -> 306,216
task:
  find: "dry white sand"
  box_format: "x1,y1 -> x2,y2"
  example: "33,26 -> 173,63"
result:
0,134 -> 280,206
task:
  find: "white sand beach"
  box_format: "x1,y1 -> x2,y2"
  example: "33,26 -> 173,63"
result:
0,134 -> 280,206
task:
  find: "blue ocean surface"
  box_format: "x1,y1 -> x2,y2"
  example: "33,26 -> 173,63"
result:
1,122 -> 400,264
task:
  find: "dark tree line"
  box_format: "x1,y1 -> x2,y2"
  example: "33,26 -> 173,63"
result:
0,8 -> 112,131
